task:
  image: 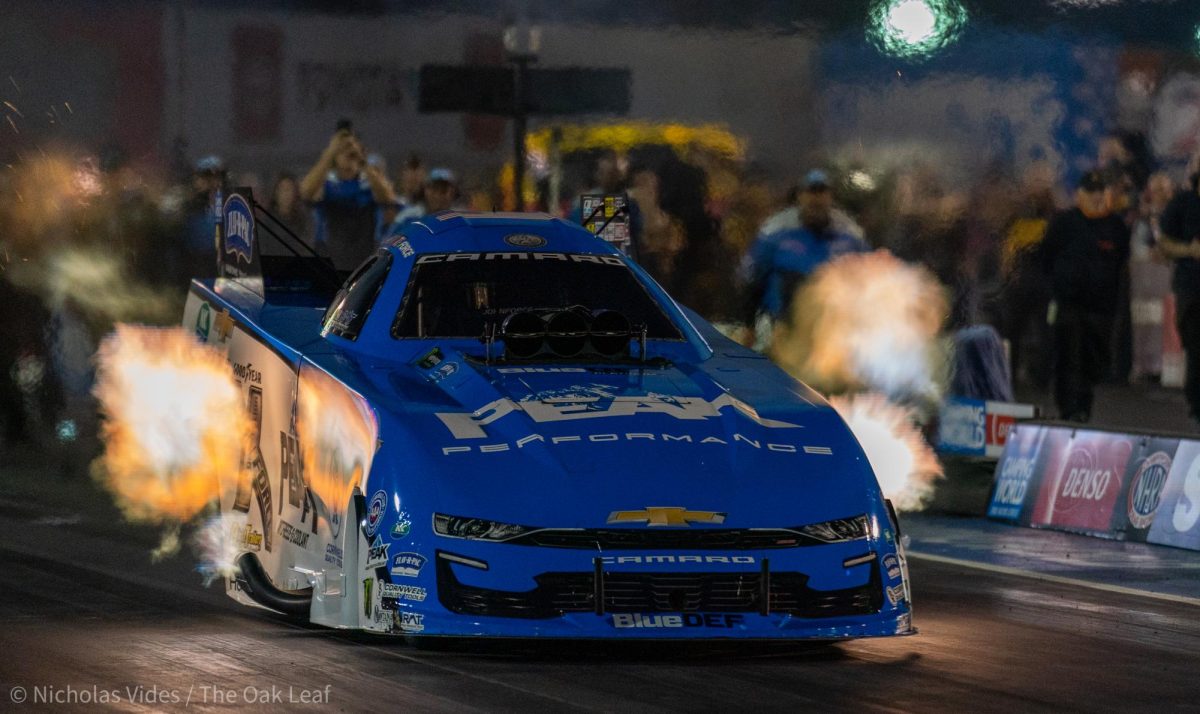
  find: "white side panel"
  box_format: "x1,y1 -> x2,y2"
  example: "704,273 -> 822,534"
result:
184,291 -> 355,624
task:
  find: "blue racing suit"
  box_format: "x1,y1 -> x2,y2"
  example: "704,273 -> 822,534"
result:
739,224 -> 869,325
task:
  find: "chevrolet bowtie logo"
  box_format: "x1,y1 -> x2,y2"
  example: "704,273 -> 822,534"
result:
607,507 -> 726,527
213,309 -> 235,341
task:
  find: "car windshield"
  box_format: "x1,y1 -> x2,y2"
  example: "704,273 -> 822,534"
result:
391,252 -> 683,340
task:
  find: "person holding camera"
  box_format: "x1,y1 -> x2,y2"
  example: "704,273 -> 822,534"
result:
300,123 -> 396,273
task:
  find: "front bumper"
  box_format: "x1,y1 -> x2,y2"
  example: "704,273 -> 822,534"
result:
370,541 -> 913,640
438,552 -> 882,619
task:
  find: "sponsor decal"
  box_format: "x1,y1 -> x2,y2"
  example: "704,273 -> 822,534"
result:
397,612 -> 425,633
1147,442 -> 1200,551
416,252 -> 624,266
986,411 -> 1023,455
231,362 -> 262,384
397,241 -> 415,258
434,361 -> 458,380
886,584 -> 906,606
415,347 -> 444,370
1061,466 -> 1114,501
390,552 -> 427,577
435,391 -> 798,440
1127,451 -> 1173,530
1173,459 -> 1200,533
440,431 -> 812,456
503,233 -> 548,248
365,537 -> 390,570
251,456 -> 274,552
607,507 -> 725,527
362,578 -> 373,618
324,543 -> 344,568
195,302 -> 212,340
991,455 -> 1037,516
373,606 -> 392,626
279,431 -> 304,510
391,519 -> 412,539
582,194 -> 632,251
365,490 -> 387,538
327,308 -> 357,334
937,398 -> 986,453
599,554 -> 755,565
988,424 -> 1053,522
212,309 -> 235,342
223,193 -> 255,264
277,520 -> 311,549
939,399 -> 1035,458
611,613 -> 745,629
380,582 -> 427,603
237,524 -> 263,552
882,554 -> 901,581
1031,431 -> 1133,533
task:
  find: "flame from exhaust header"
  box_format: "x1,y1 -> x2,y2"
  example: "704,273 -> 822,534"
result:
193,512 -> 250,586
92,325 -> 252,524
771,250 -> 948,405
767,250 -> 948,510
830,393 -> 942,511
297,364 -> 377,522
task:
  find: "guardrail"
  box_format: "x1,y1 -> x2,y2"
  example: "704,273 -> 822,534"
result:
987,421 -> 1200,551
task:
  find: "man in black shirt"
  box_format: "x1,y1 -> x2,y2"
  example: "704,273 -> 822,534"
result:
1040,170 -> 1130,422
1157,174 -> 1200,423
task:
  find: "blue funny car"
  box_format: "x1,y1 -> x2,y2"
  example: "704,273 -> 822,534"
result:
183,199 -> 913,640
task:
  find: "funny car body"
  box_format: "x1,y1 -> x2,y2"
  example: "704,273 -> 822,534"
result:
183,198 -> 914,640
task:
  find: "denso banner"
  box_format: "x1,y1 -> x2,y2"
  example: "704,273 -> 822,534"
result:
990,424 -> 1200,550
1147,440 -> 1200,551
1111,437 -> 1179,542
1029,429 -> 1135,537
987,423 -> 1058,523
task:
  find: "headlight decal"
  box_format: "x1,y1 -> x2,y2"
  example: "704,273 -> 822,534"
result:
433,514 -> 534,542
794,514 -> 871,543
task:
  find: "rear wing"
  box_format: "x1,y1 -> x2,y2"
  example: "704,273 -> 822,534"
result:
217,187 -> 341,300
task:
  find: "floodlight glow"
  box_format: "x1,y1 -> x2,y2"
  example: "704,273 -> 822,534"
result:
868,0 -> 967,60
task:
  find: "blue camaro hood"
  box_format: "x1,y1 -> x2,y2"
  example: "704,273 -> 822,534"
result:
366,354 -> 878,529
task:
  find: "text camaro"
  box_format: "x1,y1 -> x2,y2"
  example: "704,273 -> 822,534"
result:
184,206 -> 914,640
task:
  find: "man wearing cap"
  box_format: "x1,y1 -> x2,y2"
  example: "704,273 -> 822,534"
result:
1156,173 -> 1200,425
735,169 -> 869,349
300,128 -> 396,274
1039,170 -> 1131,422
758,169 -> 865,240
389,168 -> 459,233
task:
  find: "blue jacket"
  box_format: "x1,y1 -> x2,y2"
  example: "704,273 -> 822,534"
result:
739,224 -> 868,323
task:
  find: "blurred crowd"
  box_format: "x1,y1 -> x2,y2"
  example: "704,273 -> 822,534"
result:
3,122 -> 1200,449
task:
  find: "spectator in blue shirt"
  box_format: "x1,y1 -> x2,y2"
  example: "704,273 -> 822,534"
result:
736,169 -> 869,348
389,168 -> 459,233
299,128 -> 395,273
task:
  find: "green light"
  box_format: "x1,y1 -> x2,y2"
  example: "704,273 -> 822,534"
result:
868,0 -> 967,60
